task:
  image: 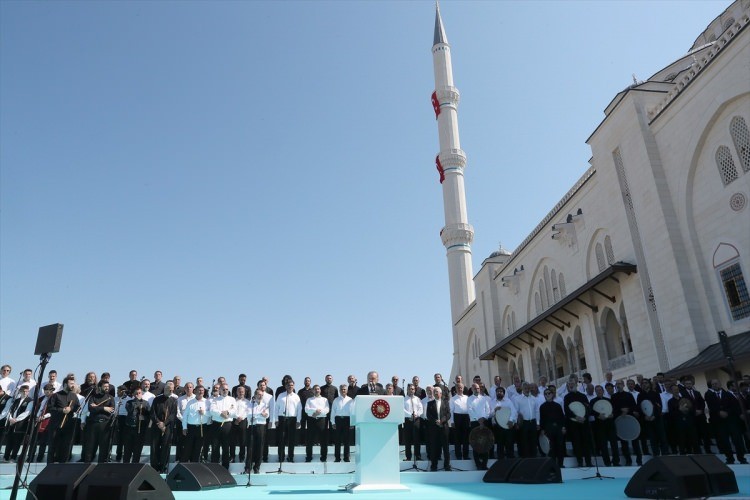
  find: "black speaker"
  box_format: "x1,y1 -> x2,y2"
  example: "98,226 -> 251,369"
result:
483,458 -> 522,483
35,323 -> 63,355
202,462 -> 237,487
690,454 -> 739,496
625,456 -> 712,498
26,463 -> 96,500
507,457 -> 562,484
76,463 -> 174,500
166,463 -> 222,491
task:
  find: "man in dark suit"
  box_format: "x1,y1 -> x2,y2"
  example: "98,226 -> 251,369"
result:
705,379 -> 747,464
679,376 -> 711,454
357,371 -> 385,396
426,387 -> 451,471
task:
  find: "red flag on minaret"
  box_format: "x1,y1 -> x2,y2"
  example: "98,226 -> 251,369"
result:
435,155 -> 445,184
431,91 -> 441,119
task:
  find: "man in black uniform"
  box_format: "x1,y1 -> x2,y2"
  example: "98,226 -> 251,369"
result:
47,376 -> 80,463
150,371 -> 166,397
82,381 -> 115,463
2,385 -> 32,462
150,381 -> 177,472
320,375 -> 338,449
123,387 -> 150,463
297,377 -> 314,446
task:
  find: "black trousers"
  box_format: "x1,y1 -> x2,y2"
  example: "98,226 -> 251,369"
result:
306,417 -> 327,460
517,420 -> 537,458
48,423 -> 75,463
115,415 -> 127,461
334,417 -> 350,461
428,423 -> 450,469
453,413 -> 470,460
276,417 -> 297,461
404,418 -> 420,460
246,424 -> 265,471
84,419 -> 112,463
210,422 -> 232,468
123,423 -> 147,463
231,421 -> 246,461
150,426 -> 173,471
183,424 -> 206,462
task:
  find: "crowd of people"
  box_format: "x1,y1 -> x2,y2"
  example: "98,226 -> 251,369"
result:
1,364 -> 748,476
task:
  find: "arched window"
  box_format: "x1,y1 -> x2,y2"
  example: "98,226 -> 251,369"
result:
730,116 -> 750,173
595,243 -> 606,272
716,145 -> 738,185
604,236 -> 615,264
544,266 -> 553,306
559,274 -> 566,297
534,293 -> 541,315
539,280 -> 548,310
551,270 -> 560,302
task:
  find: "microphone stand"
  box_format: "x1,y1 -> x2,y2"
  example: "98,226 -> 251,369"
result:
583,411 -> 613,480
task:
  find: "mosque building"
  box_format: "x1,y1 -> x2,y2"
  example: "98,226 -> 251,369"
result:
432,0 -> 750,389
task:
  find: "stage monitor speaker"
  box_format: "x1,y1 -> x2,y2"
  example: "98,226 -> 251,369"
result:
166,463 -> 222,491
688,454 -> 738,496
35,323 -> 63,355
624,456 -> 711,499
507,457 -> 562,484
76,463 -> 174,500
202,462 -> 237,487
483,458 -> 522,483
26,463 -> 96,500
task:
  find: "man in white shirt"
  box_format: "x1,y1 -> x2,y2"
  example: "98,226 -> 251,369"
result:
0,365 -> 15,394
274,380 -> 301,463
140,380 -> 155,408
449,382 -> 470,460
245,388 -> 270,474
330,384 -> 353,462
16,369 -> 36,399
257,380 -> 275,463
209,383 -> 236,469
304,384 -> 330,462
47,370 -> 62,392
175,382 -> 195,461
403,383 -> 423,462
182,385 -> 211,463
231,386 -> 249,463
468,383 -> 492,469
515,383 -> 540,458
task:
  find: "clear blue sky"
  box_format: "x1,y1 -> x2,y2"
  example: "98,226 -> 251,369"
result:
0,1 -> 727,390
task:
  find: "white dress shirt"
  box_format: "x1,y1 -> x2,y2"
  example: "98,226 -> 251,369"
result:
404,395 -> 423,419
420,396 -> 433,420
331,395 -> 353,419
493,398 -> 519,425
183,398 -> 211,426
305,396 -> 330,419
176,393 -> 196,422
245,399 -> 270,426
514,393 -> 540,422
0,377 -> 16,394
210,395 -> 237,423
274,392 -> 302,422
468,394 -> 491,422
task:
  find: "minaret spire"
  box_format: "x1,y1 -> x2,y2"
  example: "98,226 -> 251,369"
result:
430,4 -> 475,375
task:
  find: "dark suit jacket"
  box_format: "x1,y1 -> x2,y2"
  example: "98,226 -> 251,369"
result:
426,399 -> 451,427
356,383 -> 385,396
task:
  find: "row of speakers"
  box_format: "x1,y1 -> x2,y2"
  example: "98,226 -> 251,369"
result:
26,462 -> 237,500
482,455 -> 738,499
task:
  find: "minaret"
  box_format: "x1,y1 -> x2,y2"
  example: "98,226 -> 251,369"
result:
432,3 -> 475,329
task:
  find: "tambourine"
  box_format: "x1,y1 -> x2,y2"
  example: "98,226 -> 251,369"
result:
640,399 -> 654,417
539,433 -> 551,455
615,415 -> 640,441
592,399 -> 613,418
494,406 -> 512,429
568,401 -> 586,418
469,425 -> 495,453
678,397 -> 693,413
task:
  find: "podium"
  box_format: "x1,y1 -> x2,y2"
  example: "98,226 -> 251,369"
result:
347,395 -> 409,494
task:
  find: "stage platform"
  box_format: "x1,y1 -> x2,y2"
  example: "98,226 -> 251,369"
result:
1,447 -> 748,499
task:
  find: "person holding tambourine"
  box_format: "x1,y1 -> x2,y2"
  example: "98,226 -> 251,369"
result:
637,380 -> 669,456
563,379 -> 593,468
539,388 -> 566,467
590,384 -> 619,466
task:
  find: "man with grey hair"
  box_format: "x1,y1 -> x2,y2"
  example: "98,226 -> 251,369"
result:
357,371 -> 385,396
